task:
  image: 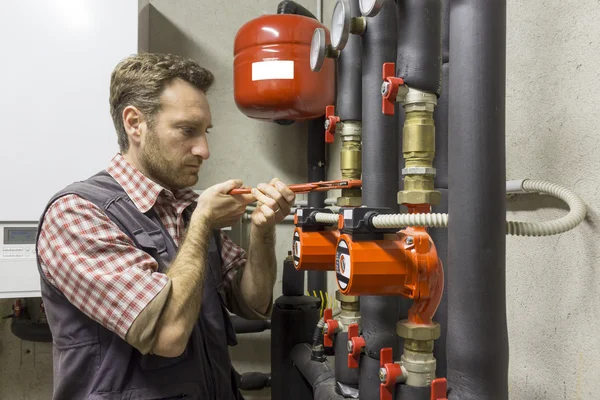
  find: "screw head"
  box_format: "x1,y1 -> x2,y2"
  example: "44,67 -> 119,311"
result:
406,236 -> 414,245
381,81 -> 390,96
379,367 -> 387,383
324,119 -> 331,130
347,340 -> 353,352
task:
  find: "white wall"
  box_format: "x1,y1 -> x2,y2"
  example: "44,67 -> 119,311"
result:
1,1 -> 599,399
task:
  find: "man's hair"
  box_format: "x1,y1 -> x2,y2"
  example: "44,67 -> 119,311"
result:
109,53 -> 214,152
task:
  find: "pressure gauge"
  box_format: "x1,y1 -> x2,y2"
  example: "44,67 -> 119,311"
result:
330,0 -> 351,51
310,28 -> 327,72
359,0 -> 385,17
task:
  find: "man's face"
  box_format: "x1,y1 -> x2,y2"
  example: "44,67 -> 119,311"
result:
139,78 -> 212,190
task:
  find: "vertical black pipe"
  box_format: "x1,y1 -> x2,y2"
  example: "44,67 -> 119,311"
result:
306,117 -> 327,294
447,0 -> 508,398
360,1 -> 400,399
271,296 -> 321,400
396,0 -> 443,95
430,63 -> 449,379
336,0 -> 362,121
334,332 -> 359,387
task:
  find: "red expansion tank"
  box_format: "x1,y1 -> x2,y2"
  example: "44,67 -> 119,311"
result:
233,14 -> 335,122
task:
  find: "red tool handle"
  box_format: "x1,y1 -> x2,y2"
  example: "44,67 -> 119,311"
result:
229,179 -> 362,195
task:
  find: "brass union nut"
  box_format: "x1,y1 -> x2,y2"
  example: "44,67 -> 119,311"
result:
337,196 -> 362,207
336,291 -> 359,303
397,190 -> 441,206
396,320 -> 441,341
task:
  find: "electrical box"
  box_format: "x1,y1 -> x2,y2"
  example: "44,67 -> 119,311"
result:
0,1 -> 138,298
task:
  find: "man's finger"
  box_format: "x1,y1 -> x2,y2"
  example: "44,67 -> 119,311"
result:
216,179 -> 243,194
273,180 -> 295,204
252,188 -> 278,210
257,183 -> 288,212
233,193 -> 256,205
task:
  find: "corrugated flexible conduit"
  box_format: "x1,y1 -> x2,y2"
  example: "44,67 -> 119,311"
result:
313,180 -> 586,237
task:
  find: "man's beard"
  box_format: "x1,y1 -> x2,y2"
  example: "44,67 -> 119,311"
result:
139,129 -> 200,190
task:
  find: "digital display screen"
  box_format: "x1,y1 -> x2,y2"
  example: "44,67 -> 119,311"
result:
4,227 -> 38,245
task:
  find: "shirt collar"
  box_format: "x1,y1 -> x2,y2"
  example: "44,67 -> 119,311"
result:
107,153 -> 199,213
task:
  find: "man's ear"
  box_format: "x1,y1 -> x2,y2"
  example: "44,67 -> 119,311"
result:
123,105 -> 147,147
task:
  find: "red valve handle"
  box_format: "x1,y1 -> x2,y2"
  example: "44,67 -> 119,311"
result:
347,323 -> 365,369
381,62 -> 405,116
380,347 -> 402,400
322,308 -> 338,348
324,319 -> 339,348
325,105 -> 340,143
430,378 -> 448,400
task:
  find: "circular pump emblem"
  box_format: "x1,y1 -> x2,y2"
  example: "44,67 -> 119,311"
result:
293,230 -> 301,267
335,239 -> 351,290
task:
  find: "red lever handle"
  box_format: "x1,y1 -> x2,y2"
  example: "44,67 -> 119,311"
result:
380,347 -> 402,400
430,378 -> 448,400
324,319 -> 339,348
325,105 -> 340,143
322,308 -> 337,348
347,323 -> 365,369
381,62 -> 404,116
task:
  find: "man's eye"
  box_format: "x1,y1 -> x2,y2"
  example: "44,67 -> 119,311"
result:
181,126 -> 195,135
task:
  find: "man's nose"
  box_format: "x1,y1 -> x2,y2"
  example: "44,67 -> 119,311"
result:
191,135 -> 210,160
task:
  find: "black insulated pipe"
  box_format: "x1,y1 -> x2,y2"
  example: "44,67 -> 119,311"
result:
238,372 -> 271,391
334,332 -> 359,387
277,0 -> 317,18
360,1 -> 402,398
396,0 -> 443,96
271,296 -> 321,400
291,343 -> 346,400
447,0 -> 508,399
441,0 -> 449,63
307,117 -> 328,293
336,0 -> 362,121
394,384 -> 431,399
282,251 -> 305,296
230,315 -> 270,334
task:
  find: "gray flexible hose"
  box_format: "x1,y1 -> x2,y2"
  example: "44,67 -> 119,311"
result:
345,180 -> 585,237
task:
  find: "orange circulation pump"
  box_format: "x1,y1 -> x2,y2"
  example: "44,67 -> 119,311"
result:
335,207 -> 444,325
292,208 -> 339,271
233,14 -> 335,122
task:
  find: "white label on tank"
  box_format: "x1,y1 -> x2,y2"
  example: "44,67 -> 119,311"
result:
251,60 -> 294,81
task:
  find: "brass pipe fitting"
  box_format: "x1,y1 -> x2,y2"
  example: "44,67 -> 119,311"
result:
396,320 -> 440,387
398,89 -> 441,206
337,121 -> 362,207
336,290 -> 361,329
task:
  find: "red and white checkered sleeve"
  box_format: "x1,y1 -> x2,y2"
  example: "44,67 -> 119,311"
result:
37,194 -> 169,340
220,231 -> 247,292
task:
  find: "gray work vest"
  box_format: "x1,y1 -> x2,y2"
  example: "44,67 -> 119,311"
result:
36,170 -> 243,400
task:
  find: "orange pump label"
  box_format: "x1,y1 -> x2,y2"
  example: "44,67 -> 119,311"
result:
335,239 -> 351,290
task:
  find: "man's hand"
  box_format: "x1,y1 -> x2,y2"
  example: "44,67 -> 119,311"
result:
194,179 -> 255,229
250,178 -> 296,230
